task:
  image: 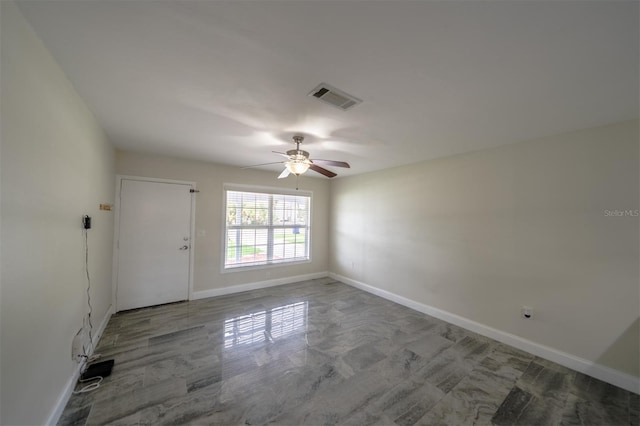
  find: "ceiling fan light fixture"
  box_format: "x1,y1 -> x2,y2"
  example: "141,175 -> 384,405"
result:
285,161 -> 310,175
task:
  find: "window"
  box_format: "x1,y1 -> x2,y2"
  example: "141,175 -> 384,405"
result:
224,187 -> 311,269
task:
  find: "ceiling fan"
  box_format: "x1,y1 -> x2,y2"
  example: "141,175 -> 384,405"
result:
245,135 -> 350,179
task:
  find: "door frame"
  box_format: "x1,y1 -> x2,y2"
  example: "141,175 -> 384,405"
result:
112,175 -> 197,312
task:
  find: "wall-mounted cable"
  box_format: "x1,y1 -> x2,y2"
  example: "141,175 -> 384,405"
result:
75,216 -> 103,394
83,225 -> 94,356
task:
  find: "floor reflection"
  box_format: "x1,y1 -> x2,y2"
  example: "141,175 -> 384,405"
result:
224,301 -> 308,348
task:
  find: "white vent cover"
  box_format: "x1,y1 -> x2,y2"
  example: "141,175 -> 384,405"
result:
308,83 -> 362,111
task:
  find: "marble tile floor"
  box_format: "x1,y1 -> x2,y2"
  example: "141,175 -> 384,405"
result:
59,278 -> 638,425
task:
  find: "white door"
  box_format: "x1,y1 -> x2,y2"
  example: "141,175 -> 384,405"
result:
117,179 -> 192,311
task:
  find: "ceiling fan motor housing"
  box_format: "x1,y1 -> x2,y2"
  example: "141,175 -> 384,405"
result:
286,149 -> 310,161
287,135 -> 311,162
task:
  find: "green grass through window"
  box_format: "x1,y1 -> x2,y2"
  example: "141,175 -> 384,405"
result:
227,245 -> 263,258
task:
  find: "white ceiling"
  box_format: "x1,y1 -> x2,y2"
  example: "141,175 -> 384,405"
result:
16,0 -> 639,178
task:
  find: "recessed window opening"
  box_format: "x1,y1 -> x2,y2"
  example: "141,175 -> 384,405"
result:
224,187 -> 311,270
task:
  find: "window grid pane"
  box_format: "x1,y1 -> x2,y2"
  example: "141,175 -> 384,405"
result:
225,190 -> 310,268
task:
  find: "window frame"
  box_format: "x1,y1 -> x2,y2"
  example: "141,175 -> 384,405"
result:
221,184 -> 312,272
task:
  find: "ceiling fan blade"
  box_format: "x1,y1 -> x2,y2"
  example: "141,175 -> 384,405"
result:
242,161 -> 285,169
309,164 -> 337,178
311,159 -> 350,168
278,168 -> 290,179
272,151 -> 292,159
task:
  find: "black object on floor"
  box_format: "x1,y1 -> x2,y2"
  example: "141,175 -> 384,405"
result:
81,359 -> 114,380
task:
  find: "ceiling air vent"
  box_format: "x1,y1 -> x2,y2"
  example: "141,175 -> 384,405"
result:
308,83 -> 362,111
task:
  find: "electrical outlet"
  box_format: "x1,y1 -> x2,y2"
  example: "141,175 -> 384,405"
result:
521,306 -> 533,319
71,328 -> 86,362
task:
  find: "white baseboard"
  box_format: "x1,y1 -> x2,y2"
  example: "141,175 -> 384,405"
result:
329,272 -> 639,395
191,271 -> 329,300
45,305 -> 113,426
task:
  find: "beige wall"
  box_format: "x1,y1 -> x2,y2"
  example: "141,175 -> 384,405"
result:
116,151 -> 330,292
1,2 -> 116,424
330,120 -> 639,378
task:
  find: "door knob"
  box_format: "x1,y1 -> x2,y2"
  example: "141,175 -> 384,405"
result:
179,245 -> 189,250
